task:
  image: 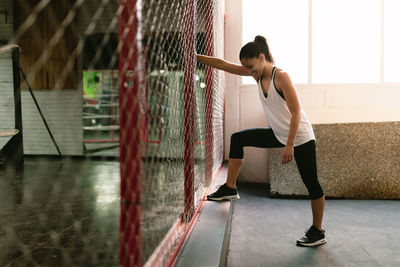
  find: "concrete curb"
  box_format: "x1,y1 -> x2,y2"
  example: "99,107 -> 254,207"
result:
175,164 -> 232,267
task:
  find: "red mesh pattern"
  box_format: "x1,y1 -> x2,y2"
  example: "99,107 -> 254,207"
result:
204,0 -> 215,187
1,0 -> 224,266
119,1 -> 145,266
134,0 -> 225,266
182,0 -> 196,224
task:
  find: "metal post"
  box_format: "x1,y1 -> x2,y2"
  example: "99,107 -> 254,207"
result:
183,0 -> 196,223
119,0 -> 144,266
204,0 -> 214,185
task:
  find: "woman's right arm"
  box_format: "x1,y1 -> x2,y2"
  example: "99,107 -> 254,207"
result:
196,54 -> 252,76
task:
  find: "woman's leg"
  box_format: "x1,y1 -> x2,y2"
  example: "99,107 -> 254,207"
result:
311,195 -> 325,230
294,140 -> 325,229
226,128 -> 283,188
226,158 -> 243,188
208,128 -> 283,200
294,140 -> 326,246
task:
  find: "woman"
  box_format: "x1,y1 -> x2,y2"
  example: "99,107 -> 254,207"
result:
197,36 -> 326,247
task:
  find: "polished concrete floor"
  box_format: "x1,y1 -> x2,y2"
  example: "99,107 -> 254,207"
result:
0,156 -> 206,266
228,183 -> 400,267
84,143 -> 119,156
2,158 -> 400,266
0,157 -> 120,266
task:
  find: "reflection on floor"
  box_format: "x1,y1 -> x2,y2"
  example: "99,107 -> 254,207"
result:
0,157 -> 120,266
7,158 -> 398,266
84,143 -> 119,157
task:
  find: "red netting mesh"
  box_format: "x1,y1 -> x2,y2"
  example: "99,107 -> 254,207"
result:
0,0 -> 224,266
120,0 -> 225,266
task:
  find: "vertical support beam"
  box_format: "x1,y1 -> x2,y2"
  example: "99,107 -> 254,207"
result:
204,0 -> 214,185
183,0 -> 196,223
12,46 -> 24,166
119,0 -> 144,266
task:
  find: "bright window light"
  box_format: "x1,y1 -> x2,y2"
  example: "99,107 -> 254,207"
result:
384,0 -> 400,83
312,0 -> 381,83
242,0 -> 308,84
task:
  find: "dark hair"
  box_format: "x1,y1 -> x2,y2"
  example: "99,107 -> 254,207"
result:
239,35 -> 274,63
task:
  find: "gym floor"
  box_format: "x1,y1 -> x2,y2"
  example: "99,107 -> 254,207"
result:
0,157 -> 120,266
228,183 -> 400,267
1,159 -> 399,266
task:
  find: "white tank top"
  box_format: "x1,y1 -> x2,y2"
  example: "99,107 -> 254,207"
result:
257,67 -> 315,146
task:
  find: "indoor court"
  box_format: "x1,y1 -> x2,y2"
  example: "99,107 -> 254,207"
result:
0,0 -> 399,266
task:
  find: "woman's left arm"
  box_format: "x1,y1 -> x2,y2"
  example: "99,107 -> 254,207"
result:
275,70 -> 301,164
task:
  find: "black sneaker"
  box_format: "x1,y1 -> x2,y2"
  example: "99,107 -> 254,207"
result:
296,225 -> 327,247
207,183 -> 240,201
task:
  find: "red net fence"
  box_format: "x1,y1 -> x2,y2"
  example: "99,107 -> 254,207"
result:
119,0 -> 225,266
0,0 -> 224,266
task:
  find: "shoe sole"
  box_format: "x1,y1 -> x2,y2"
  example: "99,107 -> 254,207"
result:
207,194 -> 240,201
297,237 -> 327,247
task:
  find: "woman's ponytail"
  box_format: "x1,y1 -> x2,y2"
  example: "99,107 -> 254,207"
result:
254,35 -> 274,63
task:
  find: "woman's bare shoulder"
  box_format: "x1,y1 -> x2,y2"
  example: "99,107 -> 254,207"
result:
274,68 -> 290,80
274,68 -> 295,90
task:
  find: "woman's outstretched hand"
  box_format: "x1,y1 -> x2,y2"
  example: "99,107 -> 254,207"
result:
281,145 -> 294,164
195,54 -> 252,76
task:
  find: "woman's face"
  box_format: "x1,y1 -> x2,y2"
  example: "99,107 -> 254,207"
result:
240,54 -> 264,78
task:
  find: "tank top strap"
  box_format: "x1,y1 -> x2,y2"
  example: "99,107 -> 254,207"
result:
271,66 -> 277,81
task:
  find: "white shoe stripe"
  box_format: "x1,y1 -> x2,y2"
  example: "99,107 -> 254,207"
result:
207,194 -> 240,201
297,237 -> 327,247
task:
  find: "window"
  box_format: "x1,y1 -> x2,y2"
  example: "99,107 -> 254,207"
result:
242,0 -> 308,84
384,0 -> 400,83
312,0 -> 380,83
242,0 -> 400,85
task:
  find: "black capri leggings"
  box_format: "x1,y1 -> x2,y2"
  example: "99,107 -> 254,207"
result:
229,127 -> 324,200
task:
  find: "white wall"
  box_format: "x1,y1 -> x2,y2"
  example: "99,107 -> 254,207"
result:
298,84 -> 400,124
225,0 -> 270,183
224,0 -> 400,184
